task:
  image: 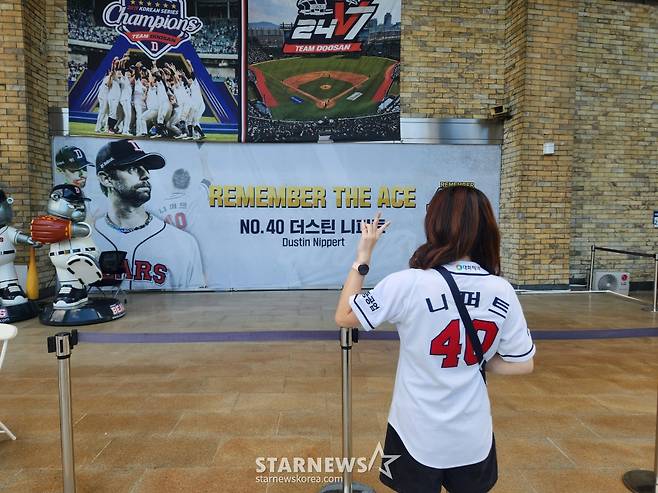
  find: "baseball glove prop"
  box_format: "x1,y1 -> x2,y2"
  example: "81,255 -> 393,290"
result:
30,215 -> 72,244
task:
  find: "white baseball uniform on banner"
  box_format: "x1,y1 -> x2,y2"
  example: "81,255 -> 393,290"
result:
95,75 -> 110,132
93,213 -> 204,290
141,84 -> 159,130
133,79 -> 147,136
118,75 -> 133,134
156,80 -> 171,124
189,79 -> 205,126
107,74 -> 121,120
172,82 -> 189,125
349,260 -> 535,469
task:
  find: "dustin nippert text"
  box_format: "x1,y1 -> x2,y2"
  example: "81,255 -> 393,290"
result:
282,237 -> 346,248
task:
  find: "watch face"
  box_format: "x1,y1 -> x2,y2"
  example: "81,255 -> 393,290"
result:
358,264 -> 370,275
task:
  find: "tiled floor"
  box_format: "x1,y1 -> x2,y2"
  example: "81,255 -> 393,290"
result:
0,291 -> 656,492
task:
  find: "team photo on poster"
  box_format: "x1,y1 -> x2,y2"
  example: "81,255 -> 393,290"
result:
67,0 -> 239,141
52,136 -> 501,291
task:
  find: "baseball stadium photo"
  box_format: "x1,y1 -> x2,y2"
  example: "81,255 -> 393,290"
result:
247,0 -> 401,142
67,0 -> 240,142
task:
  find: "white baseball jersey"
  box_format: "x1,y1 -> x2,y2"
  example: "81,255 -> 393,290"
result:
133,79 -> 146,109
154,180 -> 210,234
98,75 -> 110,101
349,260 -> 535,469
119,75 -> 132,102
93,214 -> 204,290
146,85 -> 159,111
156,80 -> 170,105
107,75 -> 121,100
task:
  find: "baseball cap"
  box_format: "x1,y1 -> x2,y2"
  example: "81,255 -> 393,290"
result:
50,184 -> 90,203
55,146 -> 91,171
95,139 -> 165,174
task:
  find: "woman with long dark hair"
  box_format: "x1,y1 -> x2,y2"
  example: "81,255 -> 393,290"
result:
336,186 -> 535,493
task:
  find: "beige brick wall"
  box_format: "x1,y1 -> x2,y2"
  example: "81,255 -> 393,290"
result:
571,0 -> 658,284
403,0 -> 656,287
0,0 -> 56,285
401,0 -> 506,119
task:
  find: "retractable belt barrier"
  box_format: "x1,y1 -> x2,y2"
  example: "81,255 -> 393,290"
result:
46,328 -> 378,493
588,244 -> 658,312
47,326 -> 658,493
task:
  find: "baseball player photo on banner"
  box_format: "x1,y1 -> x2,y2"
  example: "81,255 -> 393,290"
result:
67,0 -> 239,142
52,136 -> 501,291
246,0 -> 401,142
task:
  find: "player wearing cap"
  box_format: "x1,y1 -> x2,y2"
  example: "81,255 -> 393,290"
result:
55,145 -> 106,224
335,187 -> 535,493
93,139 -> 204,290
55,146 -> 91,189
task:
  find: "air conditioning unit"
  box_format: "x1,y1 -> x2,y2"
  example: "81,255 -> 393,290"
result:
594,271 -> 630,296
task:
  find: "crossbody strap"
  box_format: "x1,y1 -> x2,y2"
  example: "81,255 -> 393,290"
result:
435,265 -> 487,383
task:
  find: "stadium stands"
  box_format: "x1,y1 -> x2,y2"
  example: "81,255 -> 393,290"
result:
68,7 -> 116,44
248,112 -> 399,143
68,60 -> 87,83
191,20 -> 238,54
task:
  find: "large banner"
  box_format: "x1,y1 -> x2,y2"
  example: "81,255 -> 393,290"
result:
246,0 -> 401,142
67,0 -> 239,142
52,136 -> 500,290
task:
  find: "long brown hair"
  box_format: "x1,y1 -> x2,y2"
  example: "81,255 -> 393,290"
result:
409,186 -> 501,275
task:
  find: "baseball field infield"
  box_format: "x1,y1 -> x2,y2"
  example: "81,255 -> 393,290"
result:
249,55 -> 398,120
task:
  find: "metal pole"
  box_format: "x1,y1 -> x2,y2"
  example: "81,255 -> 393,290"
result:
341,326 -> 354,493
621,382 -> 658,493
653,253 -> 658,312
319,328 -> 375,493
47,331 -> 78,493
588,244 -> 596,291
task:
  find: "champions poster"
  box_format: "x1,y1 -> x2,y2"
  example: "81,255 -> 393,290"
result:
52,136 -> 500,291
67,0 -> 239,141
246,0 -> 401,142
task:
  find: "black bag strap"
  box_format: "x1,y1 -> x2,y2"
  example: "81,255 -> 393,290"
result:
435,265 -> 487,383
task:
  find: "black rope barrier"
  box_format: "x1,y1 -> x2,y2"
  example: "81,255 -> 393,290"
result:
592,246 -> 657,259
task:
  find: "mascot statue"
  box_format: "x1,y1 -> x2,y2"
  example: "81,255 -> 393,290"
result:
31,184 -> 102,309
0,189 -> 40,322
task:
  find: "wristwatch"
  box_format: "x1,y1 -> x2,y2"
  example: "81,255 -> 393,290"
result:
352,262 -> 370,276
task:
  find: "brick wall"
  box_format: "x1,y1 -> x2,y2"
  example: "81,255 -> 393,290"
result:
401,0 -> 506,118
403,0 -> 655,288
571,0 -> 658,284
0,0 -> 56,286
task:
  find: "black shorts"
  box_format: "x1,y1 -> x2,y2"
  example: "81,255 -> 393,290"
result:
379,424 -> 498,493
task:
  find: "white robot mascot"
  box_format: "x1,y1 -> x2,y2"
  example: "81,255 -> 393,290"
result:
31,184 -> 102,309
0,189 -> 39,308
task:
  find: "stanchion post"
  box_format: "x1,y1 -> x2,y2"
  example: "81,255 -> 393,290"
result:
621,382 -> 658,493
319,327 -> 375,493
47,330 -> 79,493
588,244 -> 596,291
653,255 -> 657,313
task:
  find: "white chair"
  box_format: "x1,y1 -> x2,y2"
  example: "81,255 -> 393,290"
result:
0,323 -> 17,440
